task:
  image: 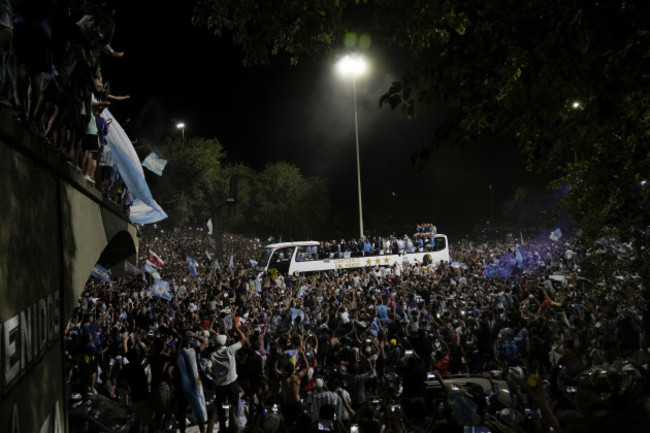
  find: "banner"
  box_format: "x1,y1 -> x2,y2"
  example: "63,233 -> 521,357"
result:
142,152 -> 168,176
124,261 -> 141,275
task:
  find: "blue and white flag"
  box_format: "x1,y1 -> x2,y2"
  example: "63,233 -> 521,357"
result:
229,251 -> 234,270
151,279 -> 173,300
144,262 -> 162,280
91,263 -> 111,282
186,256 -> 199,277
101,109 -> 167,225
549,228 -> 563,242
515,246 -> 524,266
206,218 -> 213,235
177,348 -> 208,423
142,152 -> 168,176
249,258 -> 258,268
204,250 -> 213,261
214,259 -> 220,270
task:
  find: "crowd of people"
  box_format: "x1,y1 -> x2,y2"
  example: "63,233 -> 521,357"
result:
64,225 -> 650,433
0,0 -> 131,205
316,231 -> 444,260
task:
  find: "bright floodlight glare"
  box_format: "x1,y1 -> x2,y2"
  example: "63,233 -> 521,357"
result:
176,122 -> 185,129
572,101 -> 581,109
337,55 -> 367,77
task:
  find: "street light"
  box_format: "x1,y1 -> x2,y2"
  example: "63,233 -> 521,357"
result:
176,122 -> 185,144
336,54 -> 368,239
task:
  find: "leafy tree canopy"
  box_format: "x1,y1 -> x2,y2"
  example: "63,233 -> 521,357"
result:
147,138 -> 331,241
147,136 -> 229,227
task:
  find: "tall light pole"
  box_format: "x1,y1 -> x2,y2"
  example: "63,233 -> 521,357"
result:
176,122 -> 185,145
337,54 -> 367,240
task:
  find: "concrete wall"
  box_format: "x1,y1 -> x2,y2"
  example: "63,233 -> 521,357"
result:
0,108 -> 138,432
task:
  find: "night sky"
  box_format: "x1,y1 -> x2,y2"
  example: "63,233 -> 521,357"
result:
102,2 -> 527,239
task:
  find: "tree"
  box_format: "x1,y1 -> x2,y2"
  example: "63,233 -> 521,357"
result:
193,0 -> 650,285
249,161 -> 331,239
147,136 -> 229,227
147,139 -> 331,241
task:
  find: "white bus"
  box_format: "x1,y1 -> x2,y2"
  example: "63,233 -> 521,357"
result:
255,234 -> 450,276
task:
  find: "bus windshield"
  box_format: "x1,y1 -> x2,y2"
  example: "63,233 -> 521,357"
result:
259,247 -> 274,268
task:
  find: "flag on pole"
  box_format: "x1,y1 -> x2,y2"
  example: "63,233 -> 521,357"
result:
186,256 -> 199,277
151,279 -> 173,300
146,250 -> 164,268
249,258 -> 258,268
145,263 -> 162,280
206,218 -> 213,235
91,263 -> 111,282
214,259 -> 220,270
204,250 -> 213,261
549,228 -> 563,242
229,251 -> 234,270
142,152 -> 168,176
520,232 -> 525,245
124,261 -> 141,275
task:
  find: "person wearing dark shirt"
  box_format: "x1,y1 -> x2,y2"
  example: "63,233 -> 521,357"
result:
121,334 -> 151,433
149,338 -> 174,433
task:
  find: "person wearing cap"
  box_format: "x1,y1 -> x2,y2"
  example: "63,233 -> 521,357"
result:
210,324 -> 248,432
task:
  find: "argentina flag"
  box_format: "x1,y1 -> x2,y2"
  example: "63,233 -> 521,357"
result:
144,263 -> 162,280
91,263 -> 111,282
186,256 -> 199,277
101,109 -> 167,224
142,152 -> 168,176
151,279 -> 173,300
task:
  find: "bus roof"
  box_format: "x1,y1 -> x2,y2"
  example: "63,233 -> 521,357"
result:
262,241 -> 320,249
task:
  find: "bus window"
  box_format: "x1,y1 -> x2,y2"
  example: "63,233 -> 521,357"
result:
432,237 -> 446,252
259,248 -> 273,267
296,245 -> 314,262
269,247 -> 295,274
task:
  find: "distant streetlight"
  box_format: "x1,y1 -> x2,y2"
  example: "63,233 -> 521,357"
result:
336,54 -> 368,240
176,122 -> 185,144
